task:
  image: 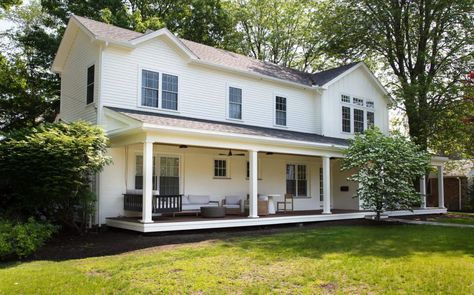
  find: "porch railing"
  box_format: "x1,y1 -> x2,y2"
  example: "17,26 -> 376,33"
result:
123,194 -> 182,214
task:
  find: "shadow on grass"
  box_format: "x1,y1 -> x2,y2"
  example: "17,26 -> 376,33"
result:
1,219 -> 473,269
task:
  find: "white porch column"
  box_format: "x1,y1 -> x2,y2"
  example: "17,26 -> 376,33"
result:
248,150 -> 259,218
322,156 -> 331,214
438,165 -> 445,209
419,175 -> 427,209
140,140 -> 154,223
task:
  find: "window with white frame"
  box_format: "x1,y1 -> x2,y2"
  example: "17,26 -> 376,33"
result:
214,159 -> 228,178
286,164 -> 307,197
162,74 -> 178,110
135,155 -> 157,190
342,106 -> 351,132
353,97 -> 364,106
275,96 -> 287,126
341,94 -> 375,133
141,70 -> 159,108
159,156 -> 180,195
367,111 -> 375,128
228,87 -> 242,119
354,108 -> 364,133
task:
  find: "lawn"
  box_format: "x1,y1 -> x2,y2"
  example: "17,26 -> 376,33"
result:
428,212 -> 474,225
1,224 -> 474,294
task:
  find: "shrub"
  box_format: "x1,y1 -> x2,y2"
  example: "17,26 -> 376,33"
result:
0,218 -> 57,260
0,121 -> 110,232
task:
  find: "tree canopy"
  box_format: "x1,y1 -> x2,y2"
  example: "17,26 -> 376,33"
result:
342,128 -> 431,220
319,0 -> 474,157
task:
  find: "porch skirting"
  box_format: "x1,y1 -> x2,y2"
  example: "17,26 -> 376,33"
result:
105,208 -> 447,233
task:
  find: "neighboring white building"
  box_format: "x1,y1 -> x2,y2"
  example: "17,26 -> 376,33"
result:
52,16 -> 447,232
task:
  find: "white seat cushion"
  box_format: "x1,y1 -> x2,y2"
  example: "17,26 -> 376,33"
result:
225,195 -> 242,205
223,204 -> 240,209
188,195 -> 210,204
182,195 -> 190,204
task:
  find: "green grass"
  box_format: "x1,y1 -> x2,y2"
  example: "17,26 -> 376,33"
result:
1,224 -> 474,294
428,212 -> 474,225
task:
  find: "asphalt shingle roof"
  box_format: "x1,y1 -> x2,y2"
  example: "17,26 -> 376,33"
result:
108,107 -> 348,147
72,15 -> 358,87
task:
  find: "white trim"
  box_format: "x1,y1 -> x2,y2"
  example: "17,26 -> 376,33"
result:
137,66 -> 181,112
213,157 -> 231,179
273,92 -> 288,127
226,83 -> 244,121
105,208 -> 447,232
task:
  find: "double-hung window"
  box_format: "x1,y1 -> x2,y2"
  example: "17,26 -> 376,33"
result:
228,87 -> 242,119
135,155 -> 157,190
319,167 -> 324,202
141,70 -> 159,108
367,111 -> 375,128
214,159 -> 228,178
342,106 -> 351,132
86,65 -> 95,104
286,164 -> 308,197
162,74 -> 178,110
354,108 -> 364,133
275,96 -> 287,126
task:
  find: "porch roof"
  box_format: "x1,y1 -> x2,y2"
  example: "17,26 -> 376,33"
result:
106,107 -> 349,147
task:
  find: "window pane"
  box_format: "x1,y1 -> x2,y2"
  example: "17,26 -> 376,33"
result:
86,65 -> 94,104
366,101 -> 374,108
229,87 -> 242,119
87,65 -> 95,85
354,109 -> 364,133
275,96 -> 286,126
214,160 -> 227,177
161,74 -> 178,110
341,94 -> 350,103
141,70 -> 159,108
353,97 -> 364,106
342,106 -> 351,132
159,157 -> 179,195
367,111 -> 375,128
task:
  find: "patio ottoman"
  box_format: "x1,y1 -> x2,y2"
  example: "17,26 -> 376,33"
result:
201,206 -> 225,218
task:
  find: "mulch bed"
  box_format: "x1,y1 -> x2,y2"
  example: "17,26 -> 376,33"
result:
30,219 -> 386,262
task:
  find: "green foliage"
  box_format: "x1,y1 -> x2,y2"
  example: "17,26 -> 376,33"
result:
342,128 -> 430,219
0,121 -> 111,231
0,217 -> 57,260
319,0 -> 474,156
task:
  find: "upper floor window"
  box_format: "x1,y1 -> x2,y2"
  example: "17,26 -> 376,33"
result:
342,106 -> 351,133
162,74 -> 178,110
86,65 -> 95,104
367,111 -> 375,128
275,96 -> 287,126
228,87 -> 242,119
341,94 -> 350,103
366,101 -> 374,108
354,108 -> 364,133
141,70 -> 159,108
353,97 -> 364,106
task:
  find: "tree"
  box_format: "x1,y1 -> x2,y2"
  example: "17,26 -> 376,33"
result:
319,0 -> 474,156
227,0 -> 330,71
0,1 -> 59,132
342,128 -> 430,220
0,122 -> 111,232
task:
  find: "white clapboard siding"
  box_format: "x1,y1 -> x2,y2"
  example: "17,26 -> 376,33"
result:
59,29 -> 99,123
100,36 -> 321,134
320,66 -> 390,139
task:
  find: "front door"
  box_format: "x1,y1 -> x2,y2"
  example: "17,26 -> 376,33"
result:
159,156 -> 180,195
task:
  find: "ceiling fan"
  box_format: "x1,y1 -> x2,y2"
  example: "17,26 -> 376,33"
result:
219,149 -> 246,157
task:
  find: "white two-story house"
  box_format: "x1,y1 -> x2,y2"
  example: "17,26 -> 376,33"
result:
52,16 -> 447,232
